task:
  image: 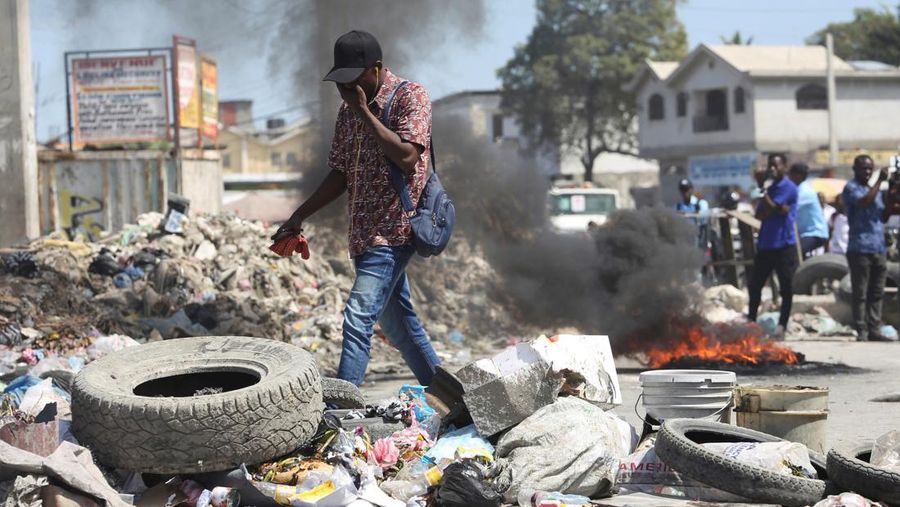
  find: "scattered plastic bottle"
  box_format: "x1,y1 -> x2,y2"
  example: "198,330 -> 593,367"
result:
517,489 -> 591,507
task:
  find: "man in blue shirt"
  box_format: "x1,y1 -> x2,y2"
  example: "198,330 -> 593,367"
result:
788,163 -> 829,258
748,154 -> 799,337
842,154 -> 894,341
674,178 -> 710,249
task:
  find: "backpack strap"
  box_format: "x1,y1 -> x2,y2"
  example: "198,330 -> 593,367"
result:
381,81 -> 434,214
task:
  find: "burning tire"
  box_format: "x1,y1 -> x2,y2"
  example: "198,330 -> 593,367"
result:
71,336 -> 323,474
793,253 -> 848,295
655,419 -> 830,507
322,377 -> 366,409
827,443 -> 900,505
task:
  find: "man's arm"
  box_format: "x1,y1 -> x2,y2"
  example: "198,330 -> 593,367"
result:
271,170 -> 347,241
858,169 -> 888,208
755,192 -> 790,220
341,85 -> 422,175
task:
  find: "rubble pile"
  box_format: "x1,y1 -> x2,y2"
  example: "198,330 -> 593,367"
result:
0,212 -> 531,375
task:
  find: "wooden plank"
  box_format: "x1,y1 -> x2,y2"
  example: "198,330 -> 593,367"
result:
718,216 -> 738,286
738,222 -> 756,288
726,210 -> 760,230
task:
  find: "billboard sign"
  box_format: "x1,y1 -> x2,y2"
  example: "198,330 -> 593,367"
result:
174,36 -> 201,129
70,56 -> 169,148
688,151 -> 757,189
200,56 -> 218,140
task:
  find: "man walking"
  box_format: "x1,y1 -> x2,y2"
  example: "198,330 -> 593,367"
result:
842,154 -> 894,341
272,30 -> 440,384
748,154 -> 799,338
788,163 -> 829,258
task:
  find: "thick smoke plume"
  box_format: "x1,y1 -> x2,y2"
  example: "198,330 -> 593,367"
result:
433,115 -> 705,347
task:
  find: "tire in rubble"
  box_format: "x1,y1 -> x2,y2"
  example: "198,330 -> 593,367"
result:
793,253 -> 848,295
827,443 -> 900,505
655,419 -> 830,507
321,377 -> 366,409
71,336 -> 323,474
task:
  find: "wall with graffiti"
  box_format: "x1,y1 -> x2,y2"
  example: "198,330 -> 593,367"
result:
37,152 -> 175,239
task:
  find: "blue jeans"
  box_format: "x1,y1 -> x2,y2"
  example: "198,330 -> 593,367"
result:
337,245 -> 440,386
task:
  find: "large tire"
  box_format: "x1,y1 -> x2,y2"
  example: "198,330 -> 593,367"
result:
656,419 -> 829,507
72,336 -> 323,474
321,377 -> 365,409
827,444 -> 900,505
793,253 -> 848,295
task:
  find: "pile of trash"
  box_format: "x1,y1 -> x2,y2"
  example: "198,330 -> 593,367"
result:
2,332 -> 899,506
0,211 -> 533,375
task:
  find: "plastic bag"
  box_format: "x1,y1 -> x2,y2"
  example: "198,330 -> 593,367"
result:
871,430 -> 900,473
19,377 -> 72,419
434,460 -> 505,507
496,397 -> 635,503
703,441 -> 817,479
86,334 -> 139,361
424,424 -> 494,463
615,437 -> 749,502
813,492 -> 886,507
398,385 -> 435,422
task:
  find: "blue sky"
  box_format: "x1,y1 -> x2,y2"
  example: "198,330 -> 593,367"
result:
31,0 -> 891,141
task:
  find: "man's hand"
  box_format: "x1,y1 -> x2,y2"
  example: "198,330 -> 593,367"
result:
270,216 -> 303,243
753,167 -> 768,187
338,84 -> 368,116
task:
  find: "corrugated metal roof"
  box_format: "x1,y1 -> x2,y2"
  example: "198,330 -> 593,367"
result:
706,44 -> 853,73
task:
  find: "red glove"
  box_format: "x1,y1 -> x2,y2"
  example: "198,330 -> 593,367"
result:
269,235 -> 310,259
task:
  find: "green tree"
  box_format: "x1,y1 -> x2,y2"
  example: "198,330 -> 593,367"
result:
720,31 -> 753,45
498,0 -> 687,182
807,7 -> 900,66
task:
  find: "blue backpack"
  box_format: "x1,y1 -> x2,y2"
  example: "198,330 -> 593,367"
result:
381,81 -> 455,257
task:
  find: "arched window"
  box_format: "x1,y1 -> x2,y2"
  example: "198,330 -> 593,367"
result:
649,94 -> 665,120
676,92 -> 687,117
796,84 -> 827,110
734,86 -> 746,113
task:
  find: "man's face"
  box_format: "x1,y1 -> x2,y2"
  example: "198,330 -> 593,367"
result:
769,156 -> 787,180
680,187 -> 692,201
854,157 -> 874,182
337,63 -> 382,102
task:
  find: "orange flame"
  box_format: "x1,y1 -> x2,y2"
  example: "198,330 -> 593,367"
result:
645,324 -> 799,368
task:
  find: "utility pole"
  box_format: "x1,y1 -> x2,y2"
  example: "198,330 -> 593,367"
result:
0,0 -> 40,246
825,33 -> 838,167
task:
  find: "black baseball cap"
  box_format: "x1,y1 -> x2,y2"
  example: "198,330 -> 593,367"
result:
323,30 -> 382,84
678,178 -> 693,190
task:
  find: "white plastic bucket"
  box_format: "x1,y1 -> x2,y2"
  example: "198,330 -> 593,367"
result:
640,369 -> 736,423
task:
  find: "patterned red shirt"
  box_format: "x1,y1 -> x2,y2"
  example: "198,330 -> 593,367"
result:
328,69 -> 432,258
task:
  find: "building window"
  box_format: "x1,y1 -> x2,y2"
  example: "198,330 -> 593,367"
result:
492,114 -> 504,141
286,152 -> 298,167
648,94 -> 665,120
271,152 -> 282,166
222,153 -> 231,168
734,86 -> 746,113
796,84 -> 827,110
676,92 -> 687,117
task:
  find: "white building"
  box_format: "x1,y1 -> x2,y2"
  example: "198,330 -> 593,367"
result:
627,44 -> 900,205
432,90 -> 659,208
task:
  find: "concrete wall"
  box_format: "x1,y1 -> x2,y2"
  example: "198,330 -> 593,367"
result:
180,151 -> 223,215
38,151 -> 172,239
37,150 -> 222,238
0,0 -> 39,246
754,77 -> 900,152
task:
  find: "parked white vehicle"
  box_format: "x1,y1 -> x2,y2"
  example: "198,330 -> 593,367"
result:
548,187 -> 620,233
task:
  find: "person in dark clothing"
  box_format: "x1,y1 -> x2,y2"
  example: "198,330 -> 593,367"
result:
747,153 -> 799,338
842,154 -> 897,341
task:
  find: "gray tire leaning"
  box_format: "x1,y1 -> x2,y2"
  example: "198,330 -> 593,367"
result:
71,336 -> 323,474
655,419 -> 829,507
827,443 -> 900,505
321,377 -> 366,409
793,253 -> 848,295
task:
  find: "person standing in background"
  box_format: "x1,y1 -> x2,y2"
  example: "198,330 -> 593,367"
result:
788,163 -> 829,258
